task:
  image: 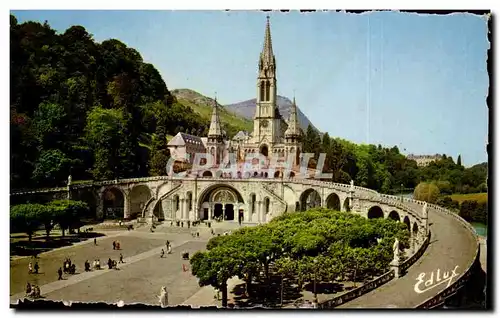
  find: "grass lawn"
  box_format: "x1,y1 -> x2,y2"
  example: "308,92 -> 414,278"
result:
447,193 -> 488,204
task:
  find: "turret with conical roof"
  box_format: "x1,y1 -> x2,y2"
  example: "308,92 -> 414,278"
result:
285,96 -> 301,137
206,95 -> 225,165
208,96 -> 222,138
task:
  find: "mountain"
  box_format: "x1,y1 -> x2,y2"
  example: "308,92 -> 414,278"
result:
171,89 -> 253,137
225,95 -> 319,133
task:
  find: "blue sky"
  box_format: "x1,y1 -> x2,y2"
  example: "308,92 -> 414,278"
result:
11,10 -> 489,166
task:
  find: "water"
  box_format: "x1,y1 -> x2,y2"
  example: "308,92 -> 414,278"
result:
471,222 -> 487,237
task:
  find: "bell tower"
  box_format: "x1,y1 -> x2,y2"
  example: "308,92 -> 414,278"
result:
253,16 -> 281,147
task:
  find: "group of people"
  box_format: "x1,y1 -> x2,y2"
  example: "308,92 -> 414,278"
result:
25,282 -> 40,299
160,241 -> 173,258
28,261 -> 39,274
112,240 -> 121,250
63,258 -> 76,274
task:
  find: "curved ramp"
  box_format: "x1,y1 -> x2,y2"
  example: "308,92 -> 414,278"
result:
338,206 -> 477,308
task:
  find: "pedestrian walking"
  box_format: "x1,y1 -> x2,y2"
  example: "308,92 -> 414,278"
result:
94,238 -> 97,245
58,267 -> 63,280
119,253 -> 124,263
34,262 -> 39,274
28,262 -> 33,274
160,249 -> 165,258
113,241 -> 116,250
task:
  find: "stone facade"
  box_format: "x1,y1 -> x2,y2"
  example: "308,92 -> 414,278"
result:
11,175 -> 428,250
407,154 -> 444,167
205,17 -> 302,166
167,132 -> 206,164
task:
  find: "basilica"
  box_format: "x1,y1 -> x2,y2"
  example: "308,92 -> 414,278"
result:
204,17 -> 303,167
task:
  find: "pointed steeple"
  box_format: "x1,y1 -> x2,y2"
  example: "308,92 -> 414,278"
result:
208,95 -> 222,137
286,94 -> 300,137
260,16 -> 275,69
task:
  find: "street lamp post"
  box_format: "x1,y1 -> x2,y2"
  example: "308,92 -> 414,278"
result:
313,258 -> 318,304
280,248 -> 285,308
400,183 -> 404,201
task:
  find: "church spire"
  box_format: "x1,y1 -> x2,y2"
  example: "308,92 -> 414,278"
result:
285,94 -> 300,137
208,95 -> 222,137
260,16 -> 275,68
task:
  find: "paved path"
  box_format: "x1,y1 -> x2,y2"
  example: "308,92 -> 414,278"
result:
10,237 -> 195,304
338,207 -> 478,308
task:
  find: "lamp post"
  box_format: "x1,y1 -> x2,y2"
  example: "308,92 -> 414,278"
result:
280,248 -> 285,308
313,258 -> 318,304
400,183 -> 404,201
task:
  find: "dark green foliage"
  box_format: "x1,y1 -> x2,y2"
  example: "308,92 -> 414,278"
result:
190,208 -> 409,306
459,200 -> 487,225
10,200 -> 89,239
10,15 -> 207,188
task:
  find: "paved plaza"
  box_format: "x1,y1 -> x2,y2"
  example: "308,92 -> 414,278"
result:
10,224 -> 216,305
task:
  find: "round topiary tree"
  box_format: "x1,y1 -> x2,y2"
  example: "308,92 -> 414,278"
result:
413,182 -> 440,203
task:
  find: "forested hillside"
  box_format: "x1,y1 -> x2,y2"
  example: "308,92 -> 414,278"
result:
10,15 -> 210,188
302,125 -> 488,195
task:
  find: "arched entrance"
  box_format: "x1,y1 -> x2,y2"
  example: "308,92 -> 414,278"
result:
102,187 -> 124,219
412,222 -> 419,237
325,193 -> 341,211
343,197 -> 351,212
367,206 -> 384,219
388,210 -> 400,222
260,144 -> 269,157
299,188 -> 321,211
198,185 -> 245,222
129,185 -> 152,219
403,216 -> 411,231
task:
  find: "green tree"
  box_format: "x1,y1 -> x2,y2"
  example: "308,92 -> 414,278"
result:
10,204 -> 44,241
32,149 -> 73,186
149,125 -> 170,176
457,154 -> 462,166
413,182 -> 440,203
49,200 -> 89,236
85,106 -> 127,180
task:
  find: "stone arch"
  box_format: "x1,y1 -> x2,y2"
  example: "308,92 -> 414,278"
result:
299,188 -> 321,211
129,184 -> 152,219
101,187 -> 125,219
325,193 -> 341,211
249,193 -> 257,214
412,222 -> 419,236
403,215 -> 411,231
274,171 -> 281,178
198,184 -> 245,208
260,144 -> 269,157
264,197 -> 270,214
289,171 -> 295,178
388,210 -> 400,222
367,205 -> 384,219
202,170 -> 213,177
343,197 -> 351,212
186,191 -> 193,214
